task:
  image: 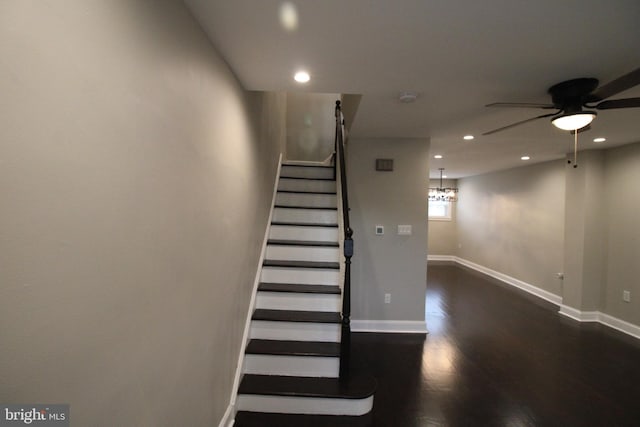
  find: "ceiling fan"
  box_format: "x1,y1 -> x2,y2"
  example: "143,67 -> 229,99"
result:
483,67 -> 640,136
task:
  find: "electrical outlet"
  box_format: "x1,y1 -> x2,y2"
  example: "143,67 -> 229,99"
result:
384,293 -> 391,304
623,290 -> 631,303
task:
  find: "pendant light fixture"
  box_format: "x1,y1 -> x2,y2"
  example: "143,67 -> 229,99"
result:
429,168 -> 458,202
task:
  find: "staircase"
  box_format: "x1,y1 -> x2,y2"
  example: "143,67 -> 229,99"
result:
233,162 -> 376,426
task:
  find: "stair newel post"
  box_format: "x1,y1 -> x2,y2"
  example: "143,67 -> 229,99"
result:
340,227 -> 353,381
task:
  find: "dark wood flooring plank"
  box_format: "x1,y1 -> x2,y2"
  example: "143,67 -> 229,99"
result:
347,264 -> 640,427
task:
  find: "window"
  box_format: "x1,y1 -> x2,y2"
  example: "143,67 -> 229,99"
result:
428,200 -> 452,221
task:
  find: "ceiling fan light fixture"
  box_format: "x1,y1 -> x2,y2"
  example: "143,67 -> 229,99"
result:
551,111 -> 597,131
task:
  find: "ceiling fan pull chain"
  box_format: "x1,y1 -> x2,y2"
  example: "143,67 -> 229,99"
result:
573,128 -> 578,168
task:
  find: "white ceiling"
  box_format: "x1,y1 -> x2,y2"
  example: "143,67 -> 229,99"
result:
184,0 -> 640,178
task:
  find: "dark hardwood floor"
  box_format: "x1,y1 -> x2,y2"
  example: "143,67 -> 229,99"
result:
351,264 -> 640,426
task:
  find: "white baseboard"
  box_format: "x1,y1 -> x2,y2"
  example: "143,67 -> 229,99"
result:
558,305 -> 599,322
429,254 -> 640,341
432,256 -> 563,306
427,255 -> 456,262
351,319 -> 428,334
218,403 -> 234,427
559,306 -> 640,340
600,312 -> 640,340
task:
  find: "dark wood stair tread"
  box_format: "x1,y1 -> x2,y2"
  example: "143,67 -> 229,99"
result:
263,260 -> 339,269
271,221 -> 338,228
238,374 -> 377,399
282,164 -> 333,169
267,239 -> 338,247
245,339 -> 340,357
278,190 -> 336,195
258,283 -> 340,294
279,176 -> 335,181
274,204 -> 337,210
252,309 -> 341,323
234,411 -> 373,427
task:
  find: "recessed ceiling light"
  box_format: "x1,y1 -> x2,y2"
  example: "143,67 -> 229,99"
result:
294,71 -> 310,83
434,155 -> 443,159
521,156 -> 530,160
279,2 -> 298,31
463,135 -> 474,140
593,137 -> 606,143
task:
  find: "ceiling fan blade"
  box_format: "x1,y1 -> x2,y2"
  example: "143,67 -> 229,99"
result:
482,112 -> 560,136
486,102 -> 555,109
591,67 -> 640,101
594,97 -> 640,110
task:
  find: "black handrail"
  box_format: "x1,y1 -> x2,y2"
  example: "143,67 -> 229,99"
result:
335,100 -> 353,381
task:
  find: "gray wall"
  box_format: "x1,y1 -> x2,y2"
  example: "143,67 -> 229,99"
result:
457,160 -> 566,295
449,146 -> 640,329
427,179 -> 459,256
286,92 -> 338,162
603,143 -> 640,325
0,1 -> 284,425
562,150 -> 607,312
348,138 -> 430,321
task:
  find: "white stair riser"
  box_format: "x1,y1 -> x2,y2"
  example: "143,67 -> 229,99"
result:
256,292 -> 341,312
273,208 -> 337,224
281,166 -> 334,180
278,178 -> 336,193
261,267 -> 339,285
266,245 -> 339,263
269,225 -> 338,242
236,394 -> 374,416
243,354 -> 339,378
250,320 -> 341,342
276,192 -> 336,208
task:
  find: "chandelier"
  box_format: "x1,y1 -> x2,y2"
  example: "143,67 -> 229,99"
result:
429,168 -> 458,202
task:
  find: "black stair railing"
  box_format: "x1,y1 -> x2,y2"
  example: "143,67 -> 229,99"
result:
335,100 -> 353,381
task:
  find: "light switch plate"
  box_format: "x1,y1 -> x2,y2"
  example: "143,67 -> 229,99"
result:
398,225 -> 412,235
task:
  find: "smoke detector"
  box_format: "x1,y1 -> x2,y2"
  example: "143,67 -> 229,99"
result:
399,92 -> 418,103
